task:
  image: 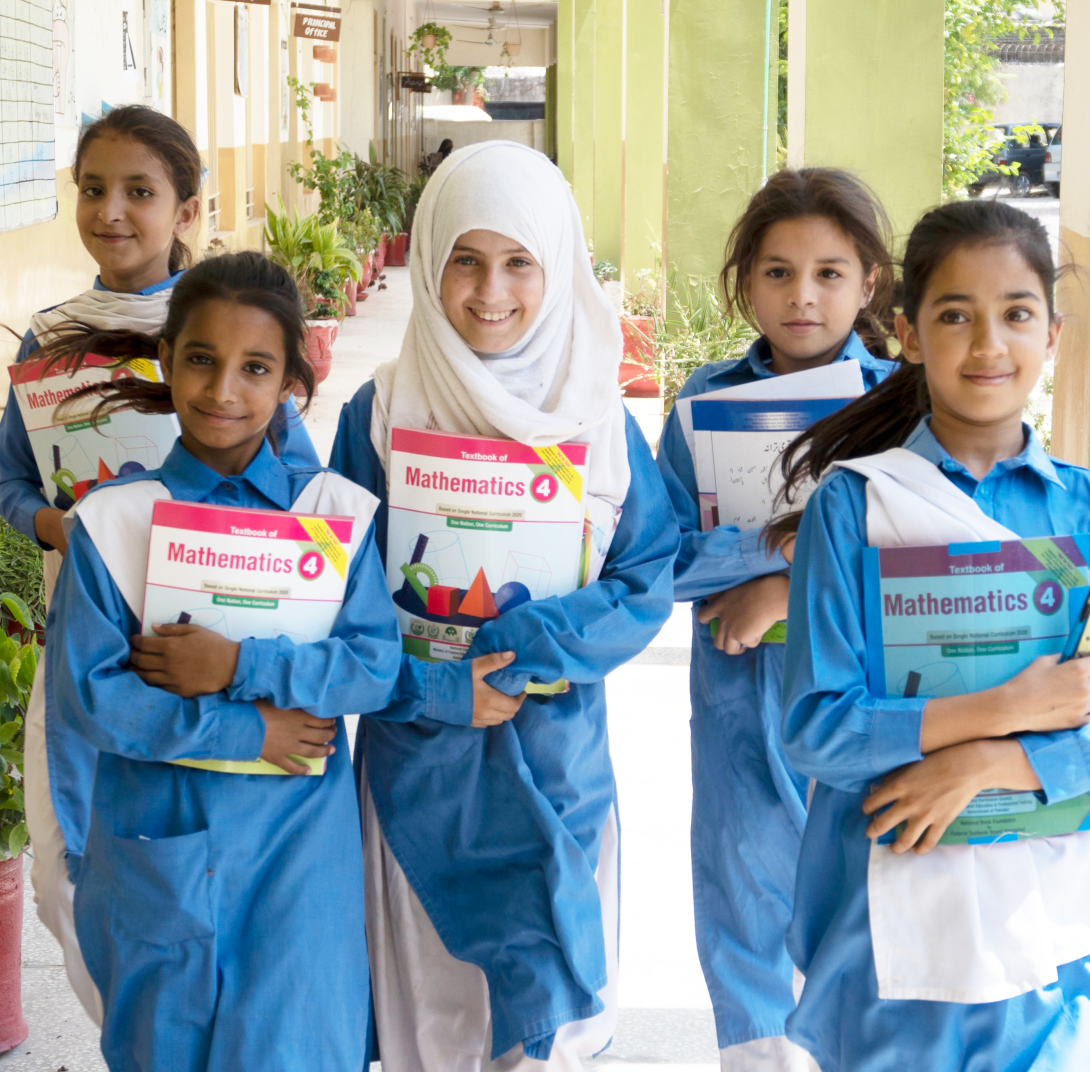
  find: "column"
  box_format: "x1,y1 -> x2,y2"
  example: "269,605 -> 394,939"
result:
592,0 -> 623,269
571,0 -> 596,237
787,0 -> 944,242
1049,2 -> 1090,464
622,0 -> 666,289
556,0 -> 574,179
666,0 -> 778,281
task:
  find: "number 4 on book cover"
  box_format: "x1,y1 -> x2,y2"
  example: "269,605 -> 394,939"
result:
142,499 -> 354,775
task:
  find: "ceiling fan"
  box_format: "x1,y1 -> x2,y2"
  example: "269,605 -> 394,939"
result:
456,14 -> 501,46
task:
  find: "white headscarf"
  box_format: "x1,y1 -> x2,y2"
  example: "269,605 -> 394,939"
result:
370,141 -> 631,506
29,286 -> 174,343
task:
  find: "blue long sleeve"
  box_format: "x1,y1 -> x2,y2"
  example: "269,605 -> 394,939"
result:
0,331 -> 50,543
656,396 -> 787,603
781,471 -> 926,792
49,517 -> 268,763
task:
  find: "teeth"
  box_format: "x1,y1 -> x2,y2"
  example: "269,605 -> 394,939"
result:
474,310 -> 513,322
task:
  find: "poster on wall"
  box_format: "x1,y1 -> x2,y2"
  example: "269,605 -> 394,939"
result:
146,0 -> 172,113
0,0 -> 58,232
280,3 -> 290,137
52,0 -> 76,127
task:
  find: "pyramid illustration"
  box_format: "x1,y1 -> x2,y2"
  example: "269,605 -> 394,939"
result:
460,567 -> 499,619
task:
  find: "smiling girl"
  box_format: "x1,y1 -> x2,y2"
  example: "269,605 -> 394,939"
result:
3,106 -> 321,1023
39,251 -> 503,1070
329,142 -> 678,1070
778,200 -> 1090,1069
655,168 -> 896,1071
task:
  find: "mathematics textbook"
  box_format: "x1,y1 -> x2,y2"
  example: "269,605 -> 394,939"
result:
864,535 -> 1090,844
387,427 -> 610,693
142,499 -> 354,775
8,353 -> 180,509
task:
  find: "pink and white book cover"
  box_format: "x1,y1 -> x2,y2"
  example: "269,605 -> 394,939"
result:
8,353 -> 180,510
141,500 -> 354,775
387,427 -> 588,667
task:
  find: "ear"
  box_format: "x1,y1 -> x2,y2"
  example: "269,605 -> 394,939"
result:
860,265 -> 880,310
895,313 -> 923,366
174,195 -> 200,237
278,374 -> 297,406
158,336 -> 174,383
1046,313 -> 1063,364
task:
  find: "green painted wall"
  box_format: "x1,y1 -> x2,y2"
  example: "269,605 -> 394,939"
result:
555,0 -> 573,179
545,64 -> 559,162
572,0 -> 596,235
796,0 -> 944,242
667,0 -> 777,281
623,0 -> 666,288
593,0 -> 624,268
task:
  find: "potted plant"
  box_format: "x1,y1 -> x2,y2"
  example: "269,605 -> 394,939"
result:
265,201 -> 361,391
407,22 -> 452,71
0,590 -> 37,1053
430,65 -> 486,107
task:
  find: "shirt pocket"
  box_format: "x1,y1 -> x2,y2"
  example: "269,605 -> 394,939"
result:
105,829 -> 215,946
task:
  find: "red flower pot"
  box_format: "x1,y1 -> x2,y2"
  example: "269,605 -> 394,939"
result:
385,231 -> 409,267
357,253 -> 374,296
374,235 -> 387,274
0,857 -> 27,1053
452,89 -> 465,106
343,279 -> 358,317
297,320 -> 338,396
618,316 -> 660,398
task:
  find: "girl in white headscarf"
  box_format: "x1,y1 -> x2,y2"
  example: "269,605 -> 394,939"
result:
330,142 -> 679,1070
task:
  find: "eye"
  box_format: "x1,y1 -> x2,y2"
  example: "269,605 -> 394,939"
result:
243,360 -> 272,376
185,351 -> 214,366
938,309 -> 969,324
79,185 -> 104,198
129,186 -> 154,199
765,267 -> 788,279
508,257 -> 534,268
818,268 -> 842,280
1007,307 -> 1033,323
453,255 -> 478,267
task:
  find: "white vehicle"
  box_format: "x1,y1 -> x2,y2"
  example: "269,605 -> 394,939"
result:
1044,126 -> 1061,197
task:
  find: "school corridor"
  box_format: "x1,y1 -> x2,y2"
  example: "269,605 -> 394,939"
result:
11,267 -> 716,1071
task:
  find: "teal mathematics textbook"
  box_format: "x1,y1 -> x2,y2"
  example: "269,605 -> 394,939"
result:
863,534 -> 1090,845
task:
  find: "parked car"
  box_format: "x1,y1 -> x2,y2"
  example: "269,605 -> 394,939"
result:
1043,126 -> 1061,197
967,122 -> 1061,196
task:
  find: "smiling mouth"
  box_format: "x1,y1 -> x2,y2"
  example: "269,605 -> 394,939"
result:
470,308 -> 516,323
964,370 -> 1014,385
94,233 -> 133,242
193,407 -> 243,424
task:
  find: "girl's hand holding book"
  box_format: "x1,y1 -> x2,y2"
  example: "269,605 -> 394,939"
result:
129,623 -> 241,697
471,651 -> 525,728
862,739 -> 1042,854
33,506 -> 68,555
255,699 -> 336,775
698,574 -> 790,655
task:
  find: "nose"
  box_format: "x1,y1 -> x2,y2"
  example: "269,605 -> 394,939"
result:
786,276 -> 817,312
204,365 -> 239,405
475,262 -> 508,304
99,186 -> 127,225
970,314 -> 1008,360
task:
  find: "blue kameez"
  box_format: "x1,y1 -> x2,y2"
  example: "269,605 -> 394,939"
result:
47,440 -> 444,1071
329,381 -> 679,1059
655,333 -> 894,1050
783,419 -> 1090,1072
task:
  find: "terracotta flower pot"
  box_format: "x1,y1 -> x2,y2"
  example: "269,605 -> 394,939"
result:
618,315 -> 660,398
0,857 -> 27,1053
385,231 -> 409,267
505,41 -> 521,57
343,278 -> 358,316
298,319 -> 338,396
452,89 -> 465,106
312,82 -> 332,97
357,253 -> 374,296
422,33 -> 437,48
313,45 -> 337,63
374,235 -> 387,274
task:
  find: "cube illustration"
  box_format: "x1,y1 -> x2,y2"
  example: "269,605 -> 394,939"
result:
427,584 -> 462,618
116,435 -> 162,469
502,552 -> 552,601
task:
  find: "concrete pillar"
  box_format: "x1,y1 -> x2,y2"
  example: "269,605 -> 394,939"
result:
593,0 -> 623,269
1049,2 -> 1090,465
622,0 -> 667,289
787,0 -> 944,242
666,0 -> 778,281
571,0 -> 596,237
556,0 -> 574,178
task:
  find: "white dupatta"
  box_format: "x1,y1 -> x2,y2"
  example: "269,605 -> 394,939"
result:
836,447 -> 1090,1003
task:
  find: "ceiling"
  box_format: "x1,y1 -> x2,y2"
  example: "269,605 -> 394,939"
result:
415,1 -> 558,30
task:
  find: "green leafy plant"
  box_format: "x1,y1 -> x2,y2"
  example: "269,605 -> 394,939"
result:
592,260 -> 618,284
431,64 -> 487,96
651,272 -> 758,409
943,0 -> 1059,199
0,593 -> 35,860
0,519 -> 44,636
405,173 -> 430,233
353,143 -> 410,236
407,22 -> 453,72
264,198 -> 361,318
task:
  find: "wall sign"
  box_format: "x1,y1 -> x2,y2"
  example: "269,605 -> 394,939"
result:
291,4 -> 341,41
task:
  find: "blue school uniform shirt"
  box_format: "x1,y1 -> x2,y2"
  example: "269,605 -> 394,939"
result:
0,272 -> 319,545
782,418 -> 1090,1072
329,380 -> 679,1060
47,438 -> 421,1072
654,332 -> 895,1048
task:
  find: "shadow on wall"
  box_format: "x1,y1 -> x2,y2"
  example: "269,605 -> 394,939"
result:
423,117 -> 546,154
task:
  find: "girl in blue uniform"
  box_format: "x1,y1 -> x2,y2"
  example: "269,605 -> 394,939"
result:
779,200 -> 1090,1070
6,106 -> 319,1023
44,252 -> 506,1072
655,168 -> 896,1071
329,141 -> 679,1070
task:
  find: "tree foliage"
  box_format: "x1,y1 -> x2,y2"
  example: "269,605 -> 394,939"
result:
943,0 -> 1060,199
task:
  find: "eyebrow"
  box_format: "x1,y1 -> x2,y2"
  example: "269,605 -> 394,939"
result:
759,254 -> 852,265
452,244 -> 531,256
183,340 -> 278,361
80,172 -> 157,183
931,290 -> 1042,305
